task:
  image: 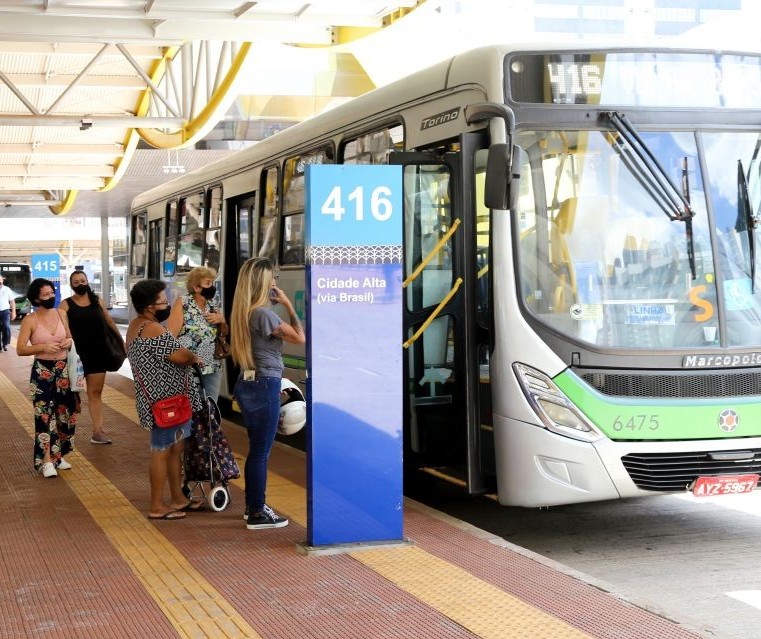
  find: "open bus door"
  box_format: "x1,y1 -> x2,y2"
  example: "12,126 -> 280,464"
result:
391,135 -> 489,494
221,192 -> 257,399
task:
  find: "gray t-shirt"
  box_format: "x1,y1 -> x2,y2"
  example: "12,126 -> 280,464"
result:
249,306 -> 283,377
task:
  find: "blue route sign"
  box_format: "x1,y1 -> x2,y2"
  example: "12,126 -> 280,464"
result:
305,164 -> 404,547
31,253 -> 61,306
31,253 -> 60,279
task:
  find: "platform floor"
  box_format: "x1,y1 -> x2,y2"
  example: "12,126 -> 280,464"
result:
0,343 -> 706,639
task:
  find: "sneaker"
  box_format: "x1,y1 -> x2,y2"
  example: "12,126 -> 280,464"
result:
246,504 -> 288,529
243,507 -> 248,521
41,462 -> 57,478
57,458 -> 72,470
90,432 -> 112,444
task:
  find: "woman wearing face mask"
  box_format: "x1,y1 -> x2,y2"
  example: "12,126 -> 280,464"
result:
16,278 -> 77,478
166,266 -> 227,402
59,270 -> 124,444
126,279 -> 203,519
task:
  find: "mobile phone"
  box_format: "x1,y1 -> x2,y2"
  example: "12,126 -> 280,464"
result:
269,287 -> 278,304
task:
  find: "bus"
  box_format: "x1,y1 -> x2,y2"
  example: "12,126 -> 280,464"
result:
0,262 -> 32,317
130,44 -> 761,507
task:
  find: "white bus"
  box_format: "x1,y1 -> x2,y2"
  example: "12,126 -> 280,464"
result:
130,44 -> 761,507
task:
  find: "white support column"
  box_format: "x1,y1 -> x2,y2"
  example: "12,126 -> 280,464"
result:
101,216 -> 111,308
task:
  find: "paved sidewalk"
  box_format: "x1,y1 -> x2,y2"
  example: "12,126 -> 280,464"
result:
0,347 -> 709,639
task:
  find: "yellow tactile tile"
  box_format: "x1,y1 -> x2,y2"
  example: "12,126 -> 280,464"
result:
0,371 -> 262,639
9,373 -> 594,639
230,465 -> 591,639
357,545 -> 588,639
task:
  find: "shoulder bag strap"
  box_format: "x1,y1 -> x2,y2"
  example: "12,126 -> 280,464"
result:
132,322 -> 188,403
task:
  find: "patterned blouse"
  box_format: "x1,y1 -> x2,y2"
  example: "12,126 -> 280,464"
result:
177,294 -> 221,375
127,326 -> 202,430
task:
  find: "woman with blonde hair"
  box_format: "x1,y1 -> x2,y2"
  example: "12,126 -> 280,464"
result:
230,257 -> 305,529
167,266 -> 226,402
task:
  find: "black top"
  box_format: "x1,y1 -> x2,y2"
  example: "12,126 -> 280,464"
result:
65,297 -> 110,375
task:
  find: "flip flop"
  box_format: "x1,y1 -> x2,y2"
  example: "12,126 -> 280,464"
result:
179,499 -> 206,512
148,510 -> 186,520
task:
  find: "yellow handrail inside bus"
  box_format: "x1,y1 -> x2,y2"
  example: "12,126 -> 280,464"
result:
403,277 -> 463,349
402,218 -> 461,288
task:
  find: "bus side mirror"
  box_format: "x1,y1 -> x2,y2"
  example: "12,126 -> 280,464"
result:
484,144 -> 523,211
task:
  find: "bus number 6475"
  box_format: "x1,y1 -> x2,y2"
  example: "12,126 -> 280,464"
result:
612,415 -> 660,431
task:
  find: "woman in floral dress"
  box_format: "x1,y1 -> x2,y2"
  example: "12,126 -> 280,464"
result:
16,278 -> 77,478
166,266 -> 227,402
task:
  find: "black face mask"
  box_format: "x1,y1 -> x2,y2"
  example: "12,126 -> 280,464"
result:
154,307 -> 171,323
39,298 -> 56,309
200,285 -> 216,300
72,284 -> 89,296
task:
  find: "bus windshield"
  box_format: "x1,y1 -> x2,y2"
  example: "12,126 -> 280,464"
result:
515,128 -> 761,350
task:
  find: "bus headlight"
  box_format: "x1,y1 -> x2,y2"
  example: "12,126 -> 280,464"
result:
513,363 -> 603,442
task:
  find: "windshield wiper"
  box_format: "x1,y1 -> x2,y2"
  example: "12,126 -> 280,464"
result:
600,111 -> 696,279
737,159 -> 756,292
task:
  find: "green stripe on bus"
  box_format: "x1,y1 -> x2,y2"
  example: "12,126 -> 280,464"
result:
283,355 -> 306,370
555,370 -> 761,440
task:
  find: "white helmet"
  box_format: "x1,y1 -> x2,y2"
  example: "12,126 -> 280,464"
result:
278,378 -> 306,435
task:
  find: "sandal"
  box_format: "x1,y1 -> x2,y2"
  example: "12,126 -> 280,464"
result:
178,499 -> 206,512
148,510 -> 186,520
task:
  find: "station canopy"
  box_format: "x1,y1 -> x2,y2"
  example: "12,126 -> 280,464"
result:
0,0 -> 423,218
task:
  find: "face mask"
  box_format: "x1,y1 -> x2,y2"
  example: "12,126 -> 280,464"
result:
200,285 -> 216,300
72,284 -> 89,296
154,307 -> 171,323
40,298 -> 56,309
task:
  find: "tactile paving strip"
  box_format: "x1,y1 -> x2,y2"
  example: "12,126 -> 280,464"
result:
1,372 -> 262,639
106,383 -> 593,638
1,364 -> 701,639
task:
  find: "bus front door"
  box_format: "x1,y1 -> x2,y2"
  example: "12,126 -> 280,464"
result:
391,147 -> 485,494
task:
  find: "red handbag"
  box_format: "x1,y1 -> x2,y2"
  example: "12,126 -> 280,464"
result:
135,366 -> 192,429
151,394 -> 192,428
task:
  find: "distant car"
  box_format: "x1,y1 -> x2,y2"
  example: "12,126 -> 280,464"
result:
9,288 -> 31,319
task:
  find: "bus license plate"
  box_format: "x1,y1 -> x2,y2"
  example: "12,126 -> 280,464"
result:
692,474 -> 759,497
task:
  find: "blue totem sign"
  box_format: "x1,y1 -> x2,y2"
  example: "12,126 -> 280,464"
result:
305,164 -> 403,547
31,253 -> 61,306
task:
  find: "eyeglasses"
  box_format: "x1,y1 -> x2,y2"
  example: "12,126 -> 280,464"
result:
153,301 -> 169,307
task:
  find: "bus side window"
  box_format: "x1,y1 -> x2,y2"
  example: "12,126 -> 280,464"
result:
281,213 -> 304,265
279,148 -> 331,266
342,125 -> 404,165
258,167 -> 279,262
130,212 -> 147,277
204,186 -> 222,271
163,200 -> 178,277
177,192 -> 204,274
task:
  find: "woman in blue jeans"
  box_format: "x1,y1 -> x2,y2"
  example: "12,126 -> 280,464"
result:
229,257 -> 305,529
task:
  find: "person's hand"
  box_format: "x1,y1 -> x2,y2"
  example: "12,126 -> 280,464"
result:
205,312 -> 224,325
60,338 -> 73,349
43,342 -> 60,354
270,285 -> 286,305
